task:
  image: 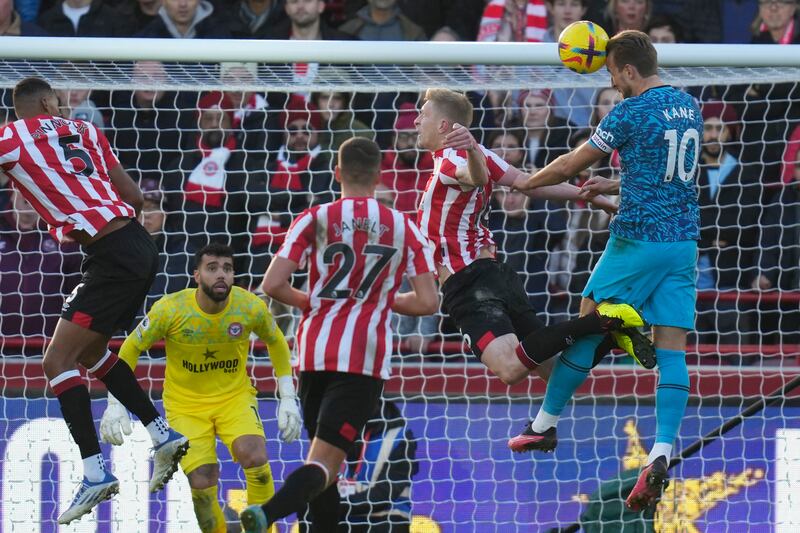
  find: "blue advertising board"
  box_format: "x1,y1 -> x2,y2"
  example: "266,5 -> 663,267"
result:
0,398 -> 795,532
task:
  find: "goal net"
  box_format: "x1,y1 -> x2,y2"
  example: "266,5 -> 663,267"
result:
1,39 -> 799,533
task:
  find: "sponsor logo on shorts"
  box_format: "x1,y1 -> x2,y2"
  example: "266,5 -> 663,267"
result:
228,322 -> 243,338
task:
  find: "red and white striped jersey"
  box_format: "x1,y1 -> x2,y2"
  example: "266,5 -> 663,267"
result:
416,145 -> 510,275
277,197 -> 434,380
0,116 -> 134,242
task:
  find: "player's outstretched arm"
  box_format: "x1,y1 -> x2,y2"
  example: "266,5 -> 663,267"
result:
108,164 -> 144,215
391,272 -> 439,316
262,256 -> 309,310
513,142 -> 606,191
445,123 -> 489,187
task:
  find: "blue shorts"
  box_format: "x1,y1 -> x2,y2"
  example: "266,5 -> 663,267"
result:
582,235 -> 698,330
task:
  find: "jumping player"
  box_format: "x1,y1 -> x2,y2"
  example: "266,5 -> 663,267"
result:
0,77 -> 187,524
513,31 -> 701,510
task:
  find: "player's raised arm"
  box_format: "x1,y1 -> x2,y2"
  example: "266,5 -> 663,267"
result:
513,141 -> 608,191
445,123 -> 489,187
498,158 -> 618,215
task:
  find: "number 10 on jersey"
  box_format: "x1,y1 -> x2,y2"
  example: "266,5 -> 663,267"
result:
663,128 -> 700,183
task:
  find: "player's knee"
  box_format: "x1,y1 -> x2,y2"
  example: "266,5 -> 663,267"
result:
237,448 -> 268,469
494,364 -> 527,386
187,464 -> 220,489
41,347 -> 77,379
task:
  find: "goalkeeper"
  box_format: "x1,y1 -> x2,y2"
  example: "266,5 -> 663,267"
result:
100,243 -> 302,533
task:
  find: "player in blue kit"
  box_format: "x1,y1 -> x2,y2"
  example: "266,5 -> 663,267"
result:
510,30 -> 701,510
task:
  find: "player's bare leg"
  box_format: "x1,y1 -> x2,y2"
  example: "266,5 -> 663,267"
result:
241,438 -> 346,532
480,334 -> 551,386
626,325 -> 688,511
187,464 -> 227,533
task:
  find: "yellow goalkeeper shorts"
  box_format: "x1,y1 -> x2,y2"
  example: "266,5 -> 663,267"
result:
166,388 -> 265,475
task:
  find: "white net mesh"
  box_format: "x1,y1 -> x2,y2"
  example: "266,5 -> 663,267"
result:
1,53 -> 799,533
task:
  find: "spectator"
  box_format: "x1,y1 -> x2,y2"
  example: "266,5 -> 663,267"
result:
782,123 -> 800,184
430,24 -> 459,41
645,12 -> 684,43
0,0 -> 47,35
266,0 -> 354,39
0,188 -> 81,339
246,108 -> 327,279
340,0 -> 485,40
751,0 -> 800,44
379,103 -> 431,215
729,1 -> 800,184
520,88 -> 573,168
117,0 -> 163,35
136,0 -> 231,38
542,0 -> 594,127
589,87 -> 622,128
487,128 -> 526,168
264,0 -> 355,88
227,0 -> 287,38
488,188 -> 551,311
478,0 -> 548,43
137,179 -> 191,313
109,61 -> 193,182
696,102 -> 759,345
339,0 -> 426,41
38,0 -> 130,36
603,0 -> 650,35
161,91 -> 250,276
56,88 -> 105,130
336,399 -> 418,533
312,91 -> 373,156
545,128 -> 611,311
220,62 -> 281,165
647,0 -> 721,43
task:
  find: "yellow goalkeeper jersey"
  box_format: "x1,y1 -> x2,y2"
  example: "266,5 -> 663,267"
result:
119,287 -> 292,411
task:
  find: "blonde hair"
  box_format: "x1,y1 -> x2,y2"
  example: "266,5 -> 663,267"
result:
423,88 -> 473,128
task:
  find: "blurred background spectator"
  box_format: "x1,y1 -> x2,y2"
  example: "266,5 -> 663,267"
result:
117,0 -> 163,35
1,0 -> 46,35
38,0 -> 130,36
312,91 -> 373,156
136,0 -> 230,38
161,91 -> 250,278
138,178 -> 191,313
644,12 -> 684,43
751,0 -> 800,44
339,0 -> 426,40
227,0 -> 287,38
109,60 -> 194,183
56,88 -> 105,130
478,0 -> 548,43
0,188 -> 81,339
603,0 -> 650,35
520,88 -> 573,168
380,103 -> 431,215
695,101 -> 759,346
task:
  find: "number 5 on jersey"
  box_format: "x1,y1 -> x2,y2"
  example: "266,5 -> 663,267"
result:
663,128 -> 699,183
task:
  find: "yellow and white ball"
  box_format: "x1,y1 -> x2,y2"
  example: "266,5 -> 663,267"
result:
558,20 -> 609,74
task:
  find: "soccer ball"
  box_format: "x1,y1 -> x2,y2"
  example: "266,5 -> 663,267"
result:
558,20 -> 609,74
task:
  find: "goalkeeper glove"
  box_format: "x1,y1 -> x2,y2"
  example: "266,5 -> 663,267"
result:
99,394 -> 133,446
277,375 -> 302,443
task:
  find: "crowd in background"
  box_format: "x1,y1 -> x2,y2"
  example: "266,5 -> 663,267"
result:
1,0 -> 799,361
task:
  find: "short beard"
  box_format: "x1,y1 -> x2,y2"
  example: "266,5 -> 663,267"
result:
201,130 -> 225,148
397,149 -> 418,166
200,282 -> 231,303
